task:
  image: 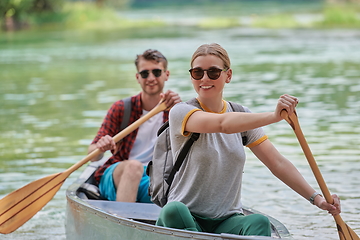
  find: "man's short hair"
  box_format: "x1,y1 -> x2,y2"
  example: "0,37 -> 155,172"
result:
135,49 -> 168,70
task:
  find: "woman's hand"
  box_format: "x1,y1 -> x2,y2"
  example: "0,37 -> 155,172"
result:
314,194 -> 341,216
274,94 -> 299,121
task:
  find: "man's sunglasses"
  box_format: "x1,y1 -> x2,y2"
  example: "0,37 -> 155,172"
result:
189,67 -> 227,80
138,69 -> 163,78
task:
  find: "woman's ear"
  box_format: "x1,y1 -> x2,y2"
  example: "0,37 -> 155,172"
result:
225,69 -> 232,83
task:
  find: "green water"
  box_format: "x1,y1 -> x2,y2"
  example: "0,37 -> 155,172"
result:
1,4 -> 360,240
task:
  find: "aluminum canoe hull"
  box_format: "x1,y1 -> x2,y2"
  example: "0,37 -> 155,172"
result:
65,162 -> 293,240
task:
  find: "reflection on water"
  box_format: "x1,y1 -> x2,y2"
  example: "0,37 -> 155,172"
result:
1,16 -> 360,240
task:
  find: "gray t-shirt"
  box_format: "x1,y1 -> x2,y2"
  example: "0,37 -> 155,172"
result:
168,101 -> 266,218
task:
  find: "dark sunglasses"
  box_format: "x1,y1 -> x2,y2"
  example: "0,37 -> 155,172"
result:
138,69 -> 163,78
189,67 -> 227,80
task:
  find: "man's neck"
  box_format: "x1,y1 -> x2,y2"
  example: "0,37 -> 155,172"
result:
140,92 -> 162,111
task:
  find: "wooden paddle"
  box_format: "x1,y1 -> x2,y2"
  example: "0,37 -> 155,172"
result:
0,100 -> 168,234
281,110 -> 359,240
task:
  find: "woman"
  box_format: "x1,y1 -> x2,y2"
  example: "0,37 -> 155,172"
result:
155,43 -> 341,236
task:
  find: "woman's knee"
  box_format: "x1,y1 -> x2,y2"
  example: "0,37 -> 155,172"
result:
159,201 -> 188,221
156,201 -> 197,231
242,214 -> 271,236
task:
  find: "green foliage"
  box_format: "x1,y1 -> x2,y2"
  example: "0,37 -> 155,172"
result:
63,2 -> 127,29
247,3 -> 360,29
103,0 -> 131,10
197,17 -> 241,29
1,1 -> 165,31
317,4 -> 360,28
251,14 -> 300,29
0,0 -> 64,30
1,0 -> 360,32
31,0 -> 64,12
0,0 -> 33,22
61,2 -> 165,30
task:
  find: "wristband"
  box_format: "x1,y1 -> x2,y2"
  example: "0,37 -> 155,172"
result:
309,192 -> 322,205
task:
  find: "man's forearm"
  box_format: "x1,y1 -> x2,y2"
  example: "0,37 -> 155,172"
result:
88,144 -> 104,162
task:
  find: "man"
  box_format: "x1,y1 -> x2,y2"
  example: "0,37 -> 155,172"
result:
88,49 -> 181,203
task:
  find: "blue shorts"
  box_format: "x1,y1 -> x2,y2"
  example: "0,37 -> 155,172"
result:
99,162 -> 152,203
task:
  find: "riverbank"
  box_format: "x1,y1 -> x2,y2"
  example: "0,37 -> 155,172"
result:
1,1 -> 360,35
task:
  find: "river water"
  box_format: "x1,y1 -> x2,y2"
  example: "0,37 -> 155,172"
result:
1,5 -> 360,240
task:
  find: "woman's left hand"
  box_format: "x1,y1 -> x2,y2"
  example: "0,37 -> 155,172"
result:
315,194 -> 341,216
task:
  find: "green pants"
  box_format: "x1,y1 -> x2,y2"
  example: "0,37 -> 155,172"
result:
156,201 -> 271,236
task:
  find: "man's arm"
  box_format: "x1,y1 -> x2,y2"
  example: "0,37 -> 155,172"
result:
88,135 -> 116,162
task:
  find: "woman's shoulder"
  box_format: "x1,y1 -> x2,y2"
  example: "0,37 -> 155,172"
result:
173,100 -> 199,110
170,101 -> 200,119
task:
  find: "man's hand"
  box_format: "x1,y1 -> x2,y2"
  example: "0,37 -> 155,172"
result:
160,90 -> 181,109
96,135 -> 116,152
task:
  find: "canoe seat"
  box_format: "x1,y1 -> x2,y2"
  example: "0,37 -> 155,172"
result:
78,183 -> 107,200
86,200 -> 161,222
77,163 -> 107,200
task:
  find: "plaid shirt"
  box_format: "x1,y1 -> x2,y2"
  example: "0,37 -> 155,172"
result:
93,93 -> 169,184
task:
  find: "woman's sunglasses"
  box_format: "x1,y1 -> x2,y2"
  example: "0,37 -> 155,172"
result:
138,69 -> 163,79
189,67 -> 227,80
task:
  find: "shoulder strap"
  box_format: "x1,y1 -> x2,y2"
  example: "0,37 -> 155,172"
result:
157,121 -> 169,137
228,101 -> 248,146
164,132 -> 199,201
164,100 -> 200,197
165,132 -> 199,185
120,97 -> 132,131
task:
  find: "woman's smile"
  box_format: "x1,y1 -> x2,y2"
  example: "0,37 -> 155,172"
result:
200,85 -> 213,89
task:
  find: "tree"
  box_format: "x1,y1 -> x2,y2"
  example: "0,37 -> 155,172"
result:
0,0 -> 64,31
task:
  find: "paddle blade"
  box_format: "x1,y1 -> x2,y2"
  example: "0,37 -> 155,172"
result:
336,216 -> 360,240
0,172 -> 68,234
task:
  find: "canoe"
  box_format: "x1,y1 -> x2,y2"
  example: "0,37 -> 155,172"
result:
65,160 -> 293,240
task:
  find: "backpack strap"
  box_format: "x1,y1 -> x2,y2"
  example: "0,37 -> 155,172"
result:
165,132 -> 200,185
163,99 -> 201,200
157,121 -> 169,137
164,132 -> 199,201
120,96 -> 132,131
228,101 -> 248,146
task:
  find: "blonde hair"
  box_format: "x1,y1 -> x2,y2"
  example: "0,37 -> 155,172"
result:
190,43 -> 230,69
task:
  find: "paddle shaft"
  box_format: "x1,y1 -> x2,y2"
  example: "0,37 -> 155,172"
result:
281,110 -> 359,240
280,111 -> 332,202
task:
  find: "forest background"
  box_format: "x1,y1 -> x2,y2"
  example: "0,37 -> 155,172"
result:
1,0 -> 360,32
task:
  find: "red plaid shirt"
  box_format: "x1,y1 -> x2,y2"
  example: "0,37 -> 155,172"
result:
93,93 -> 169,184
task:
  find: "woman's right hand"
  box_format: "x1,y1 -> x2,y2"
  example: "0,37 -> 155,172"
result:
274,94 -> 299,121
